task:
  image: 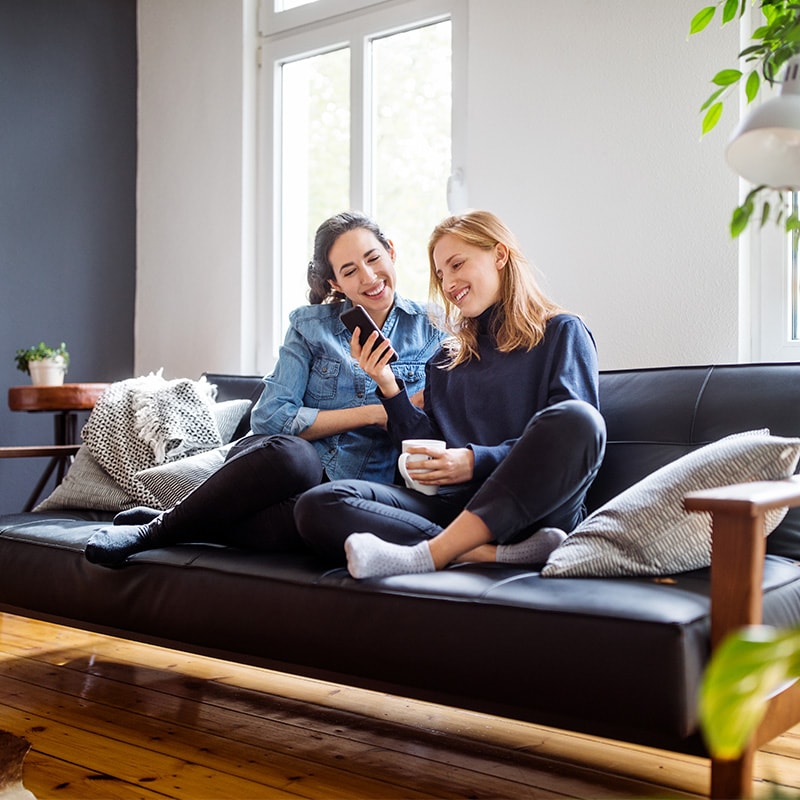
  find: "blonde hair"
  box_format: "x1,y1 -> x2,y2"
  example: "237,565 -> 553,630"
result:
427,210 -> 565,367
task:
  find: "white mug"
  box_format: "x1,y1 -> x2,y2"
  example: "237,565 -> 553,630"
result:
398,439 -> 446,496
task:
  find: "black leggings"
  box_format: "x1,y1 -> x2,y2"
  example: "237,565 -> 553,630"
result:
294,400 -> 606,563
158,434 -> 324,552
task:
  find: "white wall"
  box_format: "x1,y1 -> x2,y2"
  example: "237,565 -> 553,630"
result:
137,0 -> 255,378
463,1 -> 740,370
136,0 -> 740,375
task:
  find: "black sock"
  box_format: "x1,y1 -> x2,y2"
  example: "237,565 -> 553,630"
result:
84,519 -> 167,566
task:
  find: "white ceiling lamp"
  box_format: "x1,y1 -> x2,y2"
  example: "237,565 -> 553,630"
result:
726,57 -> 800,188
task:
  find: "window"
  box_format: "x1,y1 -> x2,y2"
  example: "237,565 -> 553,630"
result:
256,0 -> 464,369
277,0 -> 317,10
748,192 -> 800,361
260,0 -> 397,36
736,6 -> 800,362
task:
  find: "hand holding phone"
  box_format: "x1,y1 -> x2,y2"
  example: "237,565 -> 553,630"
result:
340,305 -> 398,363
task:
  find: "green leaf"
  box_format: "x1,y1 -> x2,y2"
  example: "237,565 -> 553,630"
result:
761,201 -> 772,227
700,626 -> 800,759
746,70 -> 761,102
723,0 -> 740,23
700,87 -> 726,111
739,44 -> 769,61
786,212 -> 800,231
762,4 -> 783,25
770,48 -> 794,77
745,184 -> 767,203
702,102 -> 724,135
785,22 -> 800,42
690,6 -> 716,35
730,202 -> 753,237
712,68 -> 743,86
739,44 -> 768,59
764,56 -> 781,84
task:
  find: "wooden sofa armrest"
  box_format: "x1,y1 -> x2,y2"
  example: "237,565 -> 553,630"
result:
685,477 -> 800,798
685,475 -> 800,647
0,445 -> 81,459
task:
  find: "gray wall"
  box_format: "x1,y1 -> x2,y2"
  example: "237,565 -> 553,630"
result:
0,0 -> 137,513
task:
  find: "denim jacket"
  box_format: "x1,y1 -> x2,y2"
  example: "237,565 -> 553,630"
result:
250,295 -> 444,484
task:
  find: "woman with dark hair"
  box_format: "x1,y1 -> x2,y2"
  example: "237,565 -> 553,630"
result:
85,211 -> 444,565
294,210 -> 606,577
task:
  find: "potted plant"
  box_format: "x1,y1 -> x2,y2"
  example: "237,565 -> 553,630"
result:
14,342 -> 70,386
690,0 -> 800,237
700,624 -> 800,760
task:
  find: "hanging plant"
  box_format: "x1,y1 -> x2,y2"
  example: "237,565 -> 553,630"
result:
690,0 -> 800,236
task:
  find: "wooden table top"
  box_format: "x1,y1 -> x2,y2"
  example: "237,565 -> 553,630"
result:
8,383 -> 110,412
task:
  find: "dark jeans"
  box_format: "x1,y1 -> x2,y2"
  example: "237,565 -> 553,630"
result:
160,434 -> 324,552
294,400 -> 606,563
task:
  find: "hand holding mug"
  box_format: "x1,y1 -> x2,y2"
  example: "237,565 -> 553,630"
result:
398,439 -> 447,495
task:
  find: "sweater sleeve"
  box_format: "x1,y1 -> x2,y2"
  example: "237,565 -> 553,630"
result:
378,365 -> 445,448
545,316 -> 600,409
468,317 -> 599,480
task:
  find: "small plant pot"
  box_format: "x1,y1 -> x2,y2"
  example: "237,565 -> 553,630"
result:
29,357 -> 67,386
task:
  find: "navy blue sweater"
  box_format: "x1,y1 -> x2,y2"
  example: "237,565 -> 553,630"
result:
381,312 -> 599,481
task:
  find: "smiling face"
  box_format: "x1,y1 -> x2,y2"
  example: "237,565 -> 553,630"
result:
432,233 -> 508,319
328,227 -> 397,327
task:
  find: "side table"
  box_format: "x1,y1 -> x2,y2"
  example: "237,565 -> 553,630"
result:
3,382 -> 109,511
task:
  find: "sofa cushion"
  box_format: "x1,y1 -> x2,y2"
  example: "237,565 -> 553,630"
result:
212,399 -> 251,444
767,506 -> 800,561
33,446 -> 135,513
543,430 -> 800,578
135,443 -> 235,509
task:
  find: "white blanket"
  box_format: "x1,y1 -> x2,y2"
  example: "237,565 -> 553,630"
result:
82,371 -> 221,507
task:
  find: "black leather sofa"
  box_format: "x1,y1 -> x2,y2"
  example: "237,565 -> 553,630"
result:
3,363 -> 800,798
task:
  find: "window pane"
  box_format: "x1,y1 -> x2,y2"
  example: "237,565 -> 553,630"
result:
276,0 -> 318,11
372,21 -> 452,303
280,49 -> 350,328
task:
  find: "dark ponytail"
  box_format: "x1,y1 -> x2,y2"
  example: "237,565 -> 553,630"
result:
306,211 -> 392,304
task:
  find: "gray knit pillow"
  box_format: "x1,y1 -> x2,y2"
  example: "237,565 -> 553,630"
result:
34,446 -> 135,513
134,443 -> 235,509
212,399 -> 251,444
542,430 -> 800,578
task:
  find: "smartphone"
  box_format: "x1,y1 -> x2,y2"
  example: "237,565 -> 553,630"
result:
340,304 -> 398,363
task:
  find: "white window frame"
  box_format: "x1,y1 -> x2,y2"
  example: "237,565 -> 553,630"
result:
742,201 -> 800,362
737,9 -> 800,363
255,0 -> 467,372
259,0 -> 393,37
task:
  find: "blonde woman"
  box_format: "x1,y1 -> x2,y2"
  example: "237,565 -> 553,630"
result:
295,210 -> 606,577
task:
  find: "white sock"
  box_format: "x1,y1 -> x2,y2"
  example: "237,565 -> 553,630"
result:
495,527 -> 567,565
345,533 -> 435,579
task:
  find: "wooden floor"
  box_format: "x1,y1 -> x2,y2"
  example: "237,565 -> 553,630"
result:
0,613 -> 798,799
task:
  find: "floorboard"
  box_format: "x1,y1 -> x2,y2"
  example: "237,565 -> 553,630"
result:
0,612 -> 797,799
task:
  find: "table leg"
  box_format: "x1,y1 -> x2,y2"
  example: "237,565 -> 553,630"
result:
53,411 -> 78,484
22,411 -> 80,510
23,459 -> 61,512
53,411 -> 78,446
